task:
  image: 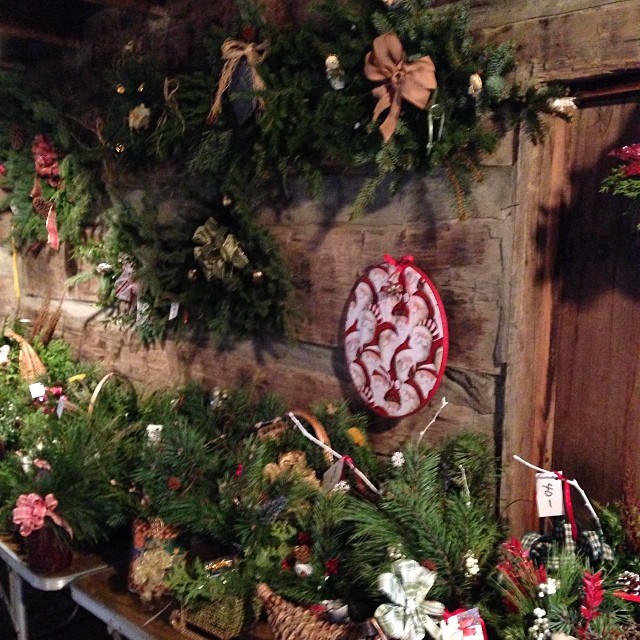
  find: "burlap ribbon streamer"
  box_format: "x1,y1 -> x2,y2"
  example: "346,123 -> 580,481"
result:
364,33 -> 437,142
193,218 -> 249,282
206,38 -> 270,125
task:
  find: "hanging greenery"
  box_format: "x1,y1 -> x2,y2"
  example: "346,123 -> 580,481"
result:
0,0 -> 570,344
69,191 -> 292,345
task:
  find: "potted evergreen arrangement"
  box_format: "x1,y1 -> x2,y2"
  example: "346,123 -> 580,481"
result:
0,411 -> 135,573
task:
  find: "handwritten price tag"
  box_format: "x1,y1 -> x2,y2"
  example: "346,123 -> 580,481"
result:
536,473 -> 564,518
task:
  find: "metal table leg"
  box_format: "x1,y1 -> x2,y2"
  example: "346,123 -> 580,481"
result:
8,568 -> 28,640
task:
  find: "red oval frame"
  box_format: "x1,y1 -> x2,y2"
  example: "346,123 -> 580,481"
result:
343,259 -> 449,418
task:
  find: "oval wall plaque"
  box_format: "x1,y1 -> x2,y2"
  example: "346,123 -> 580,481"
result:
343,256 -> 448,418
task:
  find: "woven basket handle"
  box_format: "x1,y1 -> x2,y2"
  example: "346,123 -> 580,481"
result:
88,371 -> 136,415
289,409 -> 333,465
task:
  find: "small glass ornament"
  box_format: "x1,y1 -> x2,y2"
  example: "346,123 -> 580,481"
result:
137,82 -> 145,92
116,83 -> 126,94
252,270 -> 264,284
115,142 -> 125,153
222,194 -> 233,207
187,268 -> 198,281
468,73 -> 483,98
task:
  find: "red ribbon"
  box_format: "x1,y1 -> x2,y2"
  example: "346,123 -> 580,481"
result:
613,591 -> 640,603
45,204 -> 59,251
383,254 -> 414,272
12,492 -> 74,538
555,471 -> 578,540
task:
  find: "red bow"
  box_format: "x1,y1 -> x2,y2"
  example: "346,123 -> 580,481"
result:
12,492 -> 74,538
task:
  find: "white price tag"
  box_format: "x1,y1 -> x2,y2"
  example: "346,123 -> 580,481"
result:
56,396 -> 66,419
536,473 -> 565,518
169,302 -> 180,320
29,382 -> 46,399
322,458 -> 346,491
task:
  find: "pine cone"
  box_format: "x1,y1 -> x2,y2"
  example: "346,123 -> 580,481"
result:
617,570 -> 640,596
32,196 -> 53,220
294,545 -> 312,563
9,125 -> 27,151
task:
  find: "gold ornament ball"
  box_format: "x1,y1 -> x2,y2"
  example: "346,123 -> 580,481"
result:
116,83 -> 126,94
222,194 -> 233,207
187,268 -> 199,281
252,270 -> 264,285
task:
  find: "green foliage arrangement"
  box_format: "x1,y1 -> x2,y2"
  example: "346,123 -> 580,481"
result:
600,142 -> 640,229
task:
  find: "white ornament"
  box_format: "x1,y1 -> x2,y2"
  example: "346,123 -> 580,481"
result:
387,543 -> 405,561
538,577 -> 558,597
464,551 -> 480,577
294,562 -> 314,577
391,451 -> 405,468
146,424 -> 163,444
468,73 -> 483,98
548,97 -> 578,115
321,599 -> 350,623
0,345 -> 10,366
128,103 -> 151,130
332,479 -> 351,493
325,54 -> 345,90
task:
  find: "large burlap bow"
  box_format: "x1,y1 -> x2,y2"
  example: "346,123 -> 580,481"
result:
364,33 -> 437,142
375,559 -> 445,640
193,218 -> 249,282
206,38 -> 270,125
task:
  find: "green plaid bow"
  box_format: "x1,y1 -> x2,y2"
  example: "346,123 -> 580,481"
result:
374,559 -> 445,640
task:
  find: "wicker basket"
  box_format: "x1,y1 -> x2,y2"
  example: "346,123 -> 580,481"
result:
87,371 -> 137,415
170,598 -> 247,640
256,583 -> 361,640
255,410 -> 333,465
3,329 -> 47,381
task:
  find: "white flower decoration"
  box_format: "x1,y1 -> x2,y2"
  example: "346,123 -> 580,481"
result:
391,451 -> 405,468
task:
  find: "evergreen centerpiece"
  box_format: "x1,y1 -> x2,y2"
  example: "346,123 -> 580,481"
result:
0,412 -> 135,573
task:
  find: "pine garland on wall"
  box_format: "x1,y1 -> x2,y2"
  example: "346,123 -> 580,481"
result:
0,0 -> 571,343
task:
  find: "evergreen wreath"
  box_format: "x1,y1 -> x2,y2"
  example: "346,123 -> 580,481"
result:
69,191 -> 292,345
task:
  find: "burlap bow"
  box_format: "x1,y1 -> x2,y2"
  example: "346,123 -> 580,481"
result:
375,559 -> 445,640
192,218 -> 249,282
364,33 -> 437,142
206,38 -> 270,125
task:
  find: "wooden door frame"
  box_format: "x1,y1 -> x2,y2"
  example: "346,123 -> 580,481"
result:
500,117 -> 570,535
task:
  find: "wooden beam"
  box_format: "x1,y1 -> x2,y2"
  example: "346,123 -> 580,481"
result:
74,0 -> 167,16
0,23 -> 80,48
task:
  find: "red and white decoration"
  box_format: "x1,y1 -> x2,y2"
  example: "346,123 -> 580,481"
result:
344,255 -> 448,418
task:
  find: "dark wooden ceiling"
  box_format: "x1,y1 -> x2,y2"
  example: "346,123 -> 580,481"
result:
0,0 -> 166,71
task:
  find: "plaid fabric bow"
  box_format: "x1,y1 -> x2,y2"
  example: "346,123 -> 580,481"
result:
521,518 -> 613,570
375,559 -> 445,640
12,492 -> 73,538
